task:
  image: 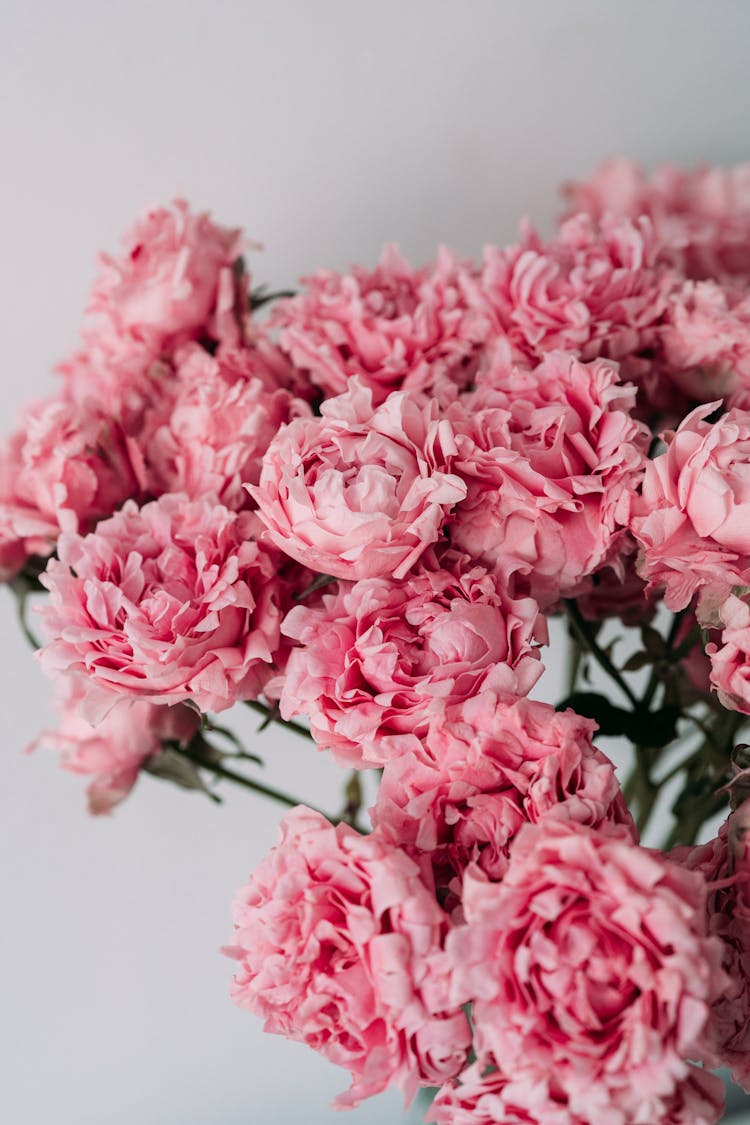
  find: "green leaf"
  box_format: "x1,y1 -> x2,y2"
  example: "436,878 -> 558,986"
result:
621,651 -> 652,673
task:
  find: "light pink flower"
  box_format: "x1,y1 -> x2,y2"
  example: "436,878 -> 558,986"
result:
271,244 -> 489,403
371,695 -> 633,906
448,350 -> 648,606
250,380 -> 466,581
86,198 -> 246,353
671,819 -> 750,1090
277,550 -> 545,766
32,680 -> 199,813
429,1061 -> 725,1125
226,807 -> 471,1108
705,592 -> 750,714
56,340 -> 159,432
0,395 -> 140,576
131,342 -> 309,508
37,494 -> 286,718
660,280 -> 750,407
630,404 -> 750,611
565,157 -> 750,283
477,213 -> 673,376
445,821 -> 727,1124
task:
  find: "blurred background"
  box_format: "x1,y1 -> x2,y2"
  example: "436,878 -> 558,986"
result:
2,1 -> 750,1121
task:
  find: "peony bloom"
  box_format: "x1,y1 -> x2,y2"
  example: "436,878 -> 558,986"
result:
630,404 -> 750,611
0,395 -> 140,577
705,592 -> 750,714
448,350 -> 648,606
429,1061 -> 725,1125
277,550 -> 546,766
226,807 -> 471,1108
476,213 -> 673,377
37,494 -> 287,718
271,244 -> 489,404
371,695 -> 633,906
564,157 -> 750,283
32,680 -> 199,814
671,818 -> 750,1091
131,342 -> 309,508
86,198 -> 247,353
250,379 -> 466,581
444,821 -> 727,1125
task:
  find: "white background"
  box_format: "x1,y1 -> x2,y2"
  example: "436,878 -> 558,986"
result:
2,2 -> 750,1122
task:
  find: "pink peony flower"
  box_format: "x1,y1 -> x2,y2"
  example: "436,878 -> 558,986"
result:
32,680 -> 199,814
705,592 -> 750,714
476,213 -> 673,376
249,379 -> 466,581
37,494 -> 287,718
371,695 -> 633,906
575,533 -> 658,626
671,819 -> 750,1090
0,395 -> 140,576
131,342 -> 309,508
448,350 -> 648,606
226,807 -> 471,1108
565,157 -> 750,283
56,339 -> 160,432
659,280 -> 750,407
277,550 -> 546,766
86,198 -> 247,353
429,1061 -> 725,1125
630,404 -> 750,611
445,820 -> 727,1124
271,244 -> 489,404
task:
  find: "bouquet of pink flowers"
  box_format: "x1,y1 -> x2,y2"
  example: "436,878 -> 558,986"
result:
6,159 -> 750,1124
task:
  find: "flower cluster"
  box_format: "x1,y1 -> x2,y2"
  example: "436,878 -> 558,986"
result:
7,165 -> 750,1123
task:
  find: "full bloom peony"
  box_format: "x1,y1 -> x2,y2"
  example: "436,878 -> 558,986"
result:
32,680 -> 200,814
86,198 -> 247,353
277,550 -> 546,766
371,695 -> 633,905
448,350 -> 648,605
37,494 -> 287,717
271,244 -> 489,404
250,380 -> 466,580
226,807 -> 471,1107
630,403 -> 750,611
444,821 -> 727,1125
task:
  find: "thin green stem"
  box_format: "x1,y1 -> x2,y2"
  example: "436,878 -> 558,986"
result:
243,699 -> 314,741
564,600 -> 639,708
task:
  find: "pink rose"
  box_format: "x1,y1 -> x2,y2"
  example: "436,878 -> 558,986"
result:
131,342 -> 309,508
37,494 -> 286,718
250,380 -> 466,580
226,807 -> 471,1108
277,550 -> 546,766
0,395 -> 140,576
445,821 -> 727,1124
631,404 -> 750,611
448,350 -> 648,606
86,198 -> 246,353
31,680 -> 199,814
565,157 -> 750,283
371,696 -> 633,906
271,244 -> 489,403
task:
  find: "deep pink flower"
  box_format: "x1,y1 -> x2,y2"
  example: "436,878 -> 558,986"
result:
31,680 -> 199,814
371,695 -> 633,905
445,821 -> 727,1124
565,157 -> 750,283
448,350 -> 648,606
631,404 -> 750,611
86,198 -> 247,353
271,244 -> 489,404
0,395 -> 140,577
131,342 -> 309,508
250,380 -> 466,581
226,807 -> 471,1108
277,551 -> 546,766
37,494 -> 286,718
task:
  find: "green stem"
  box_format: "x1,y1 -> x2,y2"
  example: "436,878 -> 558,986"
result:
564,600 -> 639,708
177,743 -> 338,823
243,699 -> 314,741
